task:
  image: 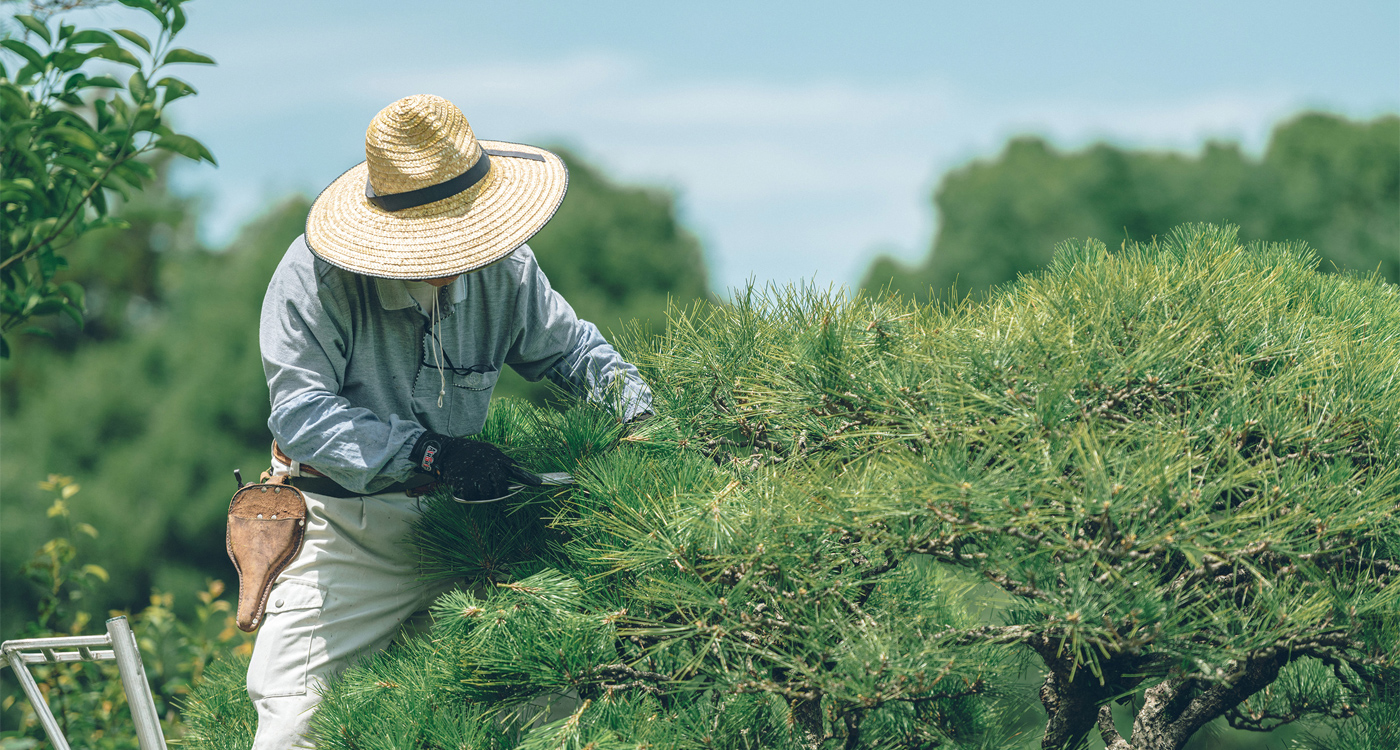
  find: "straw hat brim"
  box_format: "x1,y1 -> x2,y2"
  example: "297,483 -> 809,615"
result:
305,140 -> 568,279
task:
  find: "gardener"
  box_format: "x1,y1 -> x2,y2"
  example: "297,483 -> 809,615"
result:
247,94 -> 652,748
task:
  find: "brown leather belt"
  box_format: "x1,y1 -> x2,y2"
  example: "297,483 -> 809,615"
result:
272,440 -> 329,478
270,441 -> 443,498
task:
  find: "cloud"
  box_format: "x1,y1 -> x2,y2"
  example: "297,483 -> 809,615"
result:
360,54 -> 641,107
177,49 -> 1352,291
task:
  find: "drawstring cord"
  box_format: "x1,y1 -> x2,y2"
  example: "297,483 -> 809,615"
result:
431,290 -> 446,408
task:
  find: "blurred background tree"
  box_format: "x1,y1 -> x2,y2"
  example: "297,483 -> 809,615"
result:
495,146 -> 712,403
863,113 -> 1399,300
0,148 -> 713,636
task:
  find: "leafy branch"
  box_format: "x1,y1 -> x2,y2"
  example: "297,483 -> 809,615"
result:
0,0 -> 215,355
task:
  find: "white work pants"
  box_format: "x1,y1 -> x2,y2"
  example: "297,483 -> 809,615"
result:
246,488 -> 452,749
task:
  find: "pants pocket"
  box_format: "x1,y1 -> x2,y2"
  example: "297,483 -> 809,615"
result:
246,581 -> 326,700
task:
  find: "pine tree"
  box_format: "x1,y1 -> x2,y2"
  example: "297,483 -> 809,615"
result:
183,225 -> 1398,749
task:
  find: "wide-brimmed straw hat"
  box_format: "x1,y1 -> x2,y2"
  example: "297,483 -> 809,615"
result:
305,94 -> 568,279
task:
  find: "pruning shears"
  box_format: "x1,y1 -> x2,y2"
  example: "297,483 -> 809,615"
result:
451,466 -> 574,505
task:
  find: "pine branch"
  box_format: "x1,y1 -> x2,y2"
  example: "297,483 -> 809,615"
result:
589,663 -> 670,696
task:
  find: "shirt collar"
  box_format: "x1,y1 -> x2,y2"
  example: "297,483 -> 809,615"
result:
374,275 -> 468,311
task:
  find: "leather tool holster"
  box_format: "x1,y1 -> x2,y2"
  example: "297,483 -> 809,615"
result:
226,475 -> 308,632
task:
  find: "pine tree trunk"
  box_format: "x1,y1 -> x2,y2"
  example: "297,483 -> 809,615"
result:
790,693 -> 824,750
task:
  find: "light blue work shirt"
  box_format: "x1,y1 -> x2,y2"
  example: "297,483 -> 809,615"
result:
260,235 -> 652,494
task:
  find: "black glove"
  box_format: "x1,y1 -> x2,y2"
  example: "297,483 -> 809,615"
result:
409,431 -> 521,502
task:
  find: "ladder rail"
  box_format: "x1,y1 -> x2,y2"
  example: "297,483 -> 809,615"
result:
1,616 -> 168,750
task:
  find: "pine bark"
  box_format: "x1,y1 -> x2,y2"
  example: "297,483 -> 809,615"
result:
790,693 -> 824,750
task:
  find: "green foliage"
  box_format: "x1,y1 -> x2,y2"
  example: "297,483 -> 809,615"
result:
186,224 -> 1396,749
864,113 -> 1400,300
183,400 -> 1014,749
0,477 -> 253,748
0,0 -> 215,356
1292,682 -> 1400,750
175,654 -> 257,750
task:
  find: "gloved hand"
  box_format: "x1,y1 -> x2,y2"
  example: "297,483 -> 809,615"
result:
409,431 -> 523,502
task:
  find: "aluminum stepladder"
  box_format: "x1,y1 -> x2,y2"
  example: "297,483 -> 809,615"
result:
1,615 -> 167,750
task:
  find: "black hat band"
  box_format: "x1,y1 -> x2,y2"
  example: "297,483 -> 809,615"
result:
365,149 -> 546,212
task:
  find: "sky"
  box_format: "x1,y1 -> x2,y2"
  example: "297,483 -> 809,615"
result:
42,0 -> 1400,292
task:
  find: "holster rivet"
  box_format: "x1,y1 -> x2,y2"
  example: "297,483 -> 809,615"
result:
256,513 -> 263,519
271,514 -> 278,519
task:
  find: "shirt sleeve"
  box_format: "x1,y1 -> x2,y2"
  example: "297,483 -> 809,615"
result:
504,249 -> 654,421
260,241 -> 424,493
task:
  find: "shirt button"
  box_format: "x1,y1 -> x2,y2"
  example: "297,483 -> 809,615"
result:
275,599 -> 285,609
466,373 -> 482,387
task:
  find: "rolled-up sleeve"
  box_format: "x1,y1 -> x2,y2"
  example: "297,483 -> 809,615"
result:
504,251 -> 653,421
260,247 -> 423,493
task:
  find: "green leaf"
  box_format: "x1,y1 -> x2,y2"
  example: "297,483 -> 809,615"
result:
36,249 -> 68,279
26,298 -> 63,317
116,0 -> 168,29
62,71 -> 89,91
120,159 -> 156,181
129,71 -> 149,101
130,105 -> 159,133
99,173 -> 132,200
113,28 -> 151,53
162,48 -> 215,66
61,302 -> 84,327
88,216 -> 130,232
94,98 -> 112,130
57,281 -> 86,309
14,61 -> 43,86
67,29 -> 116,45
15,15 -> 52,45
155,76 -> 197,104
58,22 -> 75,42
85,75 -> 124,89
53,153 -> 103,177
9,223 -> 31,252
90,183 -> 108,215
0,39 -> 45,69
90,44 -> 142,67
51,49 -> 88,73
51,126 -> 97,151
27,217 -> 58,249
82,564 -> 110,583
171,4 -> 188,34
153,133 -> 216,165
